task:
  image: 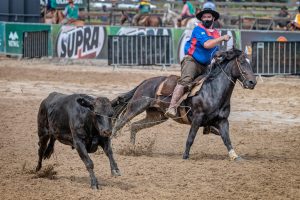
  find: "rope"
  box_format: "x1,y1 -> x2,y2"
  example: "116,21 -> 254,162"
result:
93,95 -> 192,126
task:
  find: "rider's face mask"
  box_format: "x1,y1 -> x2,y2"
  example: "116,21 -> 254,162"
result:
202,19 -> 214,28
201,14 -> 214,29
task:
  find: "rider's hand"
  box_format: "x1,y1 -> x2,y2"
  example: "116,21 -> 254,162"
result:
222,35 -> 231,41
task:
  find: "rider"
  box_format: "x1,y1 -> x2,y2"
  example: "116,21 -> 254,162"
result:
180,0 -> 195,21
203,0 -> 216,11
274,6 -> 290,29
61,0 -> 79,24
291,6 -> 300,30
132,0 -> 151,26
45,0 -> 58,22
165,8 -> 231,119
47,0 -> 57,12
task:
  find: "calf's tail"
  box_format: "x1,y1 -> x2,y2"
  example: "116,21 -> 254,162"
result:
37,100 -> 55,160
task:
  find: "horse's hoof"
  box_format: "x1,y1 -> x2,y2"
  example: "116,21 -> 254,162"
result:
111,132 -> 118,139
234,156 -> 243,162
182,154 -> 189,160
36,164 -> 41,172
111,169 -> 121,177
111,129 -> 118,138
130,140 -> 136,145
91,184 -> 99,190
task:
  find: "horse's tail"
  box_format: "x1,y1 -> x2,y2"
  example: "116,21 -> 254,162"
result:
111,80 -> 145,119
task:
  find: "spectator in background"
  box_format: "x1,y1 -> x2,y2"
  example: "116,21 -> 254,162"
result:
61,0 -> 79,24
275,6 -> 291,29
291,6 -> 300,30
132,0 -> 151,26
47,0 -> 57,12
203,0 -> 216,11
44,0 -> 58,24
180,0 -> 195,20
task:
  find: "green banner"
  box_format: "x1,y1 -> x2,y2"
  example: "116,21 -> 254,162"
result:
0,22 -> 5,53
5,23 -> 51,55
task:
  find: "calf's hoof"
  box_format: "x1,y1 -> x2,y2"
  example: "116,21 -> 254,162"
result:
36,164 -> 41,172
91,184 -> 99,190
111,169 -> 121,177
182,154 -> 189,160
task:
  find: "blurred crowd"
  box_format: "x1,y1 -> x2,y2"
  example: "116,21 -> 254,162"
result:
42,0 -> 300,31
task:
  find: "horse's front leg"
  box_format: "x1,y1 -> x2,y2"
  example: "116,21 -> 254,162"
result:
217,119 -> 241,161
183,115 -> 203,159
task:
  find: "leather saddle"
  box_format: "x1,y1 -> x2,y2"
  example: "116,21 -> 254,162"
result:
155,74 -> 207,124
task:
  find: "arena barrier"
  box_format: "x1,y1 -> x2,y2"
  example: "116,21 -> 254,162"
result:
108,35 -> 173,69
252,41 -> 300,75
23,31 -> 49,58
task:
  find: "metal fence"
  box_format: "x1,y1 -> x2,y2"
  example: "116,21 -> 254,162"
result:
252,41 -> 300,75
23,31 -> 48,58
108,35 -> 173,68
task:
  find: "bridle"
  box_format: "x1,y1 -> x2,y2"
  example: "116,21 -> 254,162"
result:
217,56 -> 247,87
235,57 -> 248,86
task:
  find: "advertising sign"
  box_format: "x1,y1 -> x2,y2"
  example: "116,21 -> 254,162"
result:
56,25 -> 105,59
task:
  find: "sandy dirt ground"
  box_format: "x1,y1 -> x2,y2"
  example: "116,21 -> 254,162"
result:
0,57 -> 299,200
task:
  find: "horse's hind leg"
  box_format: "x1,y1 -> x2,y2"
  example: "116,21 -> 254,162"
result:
112,97 -> 152,136
130,108 -> 168,144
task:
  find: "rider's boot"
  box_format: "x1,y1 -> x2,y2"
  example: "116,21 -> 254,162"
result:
165,84 -> 185,118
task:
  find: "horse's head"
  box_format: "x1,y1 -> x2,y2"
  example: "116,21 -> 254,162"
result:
162,4 -> 179,27
214,48 -> 257,89
163,3 -> 171,11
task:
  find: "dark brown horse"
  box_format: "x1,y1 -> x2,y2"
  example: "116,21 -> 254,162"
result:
112,48 -> 257,161
120,11 -> 162,27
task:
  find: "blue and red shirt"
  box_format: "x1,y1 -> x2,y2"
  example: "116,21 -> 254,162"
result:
184,23 -> 220,65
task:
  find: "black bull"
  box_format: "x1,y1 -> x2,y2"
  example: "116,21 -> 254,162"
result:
112,48 -> 257,161
36,92 -> 120,189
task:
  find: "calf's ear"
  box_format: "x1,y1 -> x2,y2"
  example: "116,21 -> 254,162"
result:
77,98 -> 94,110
